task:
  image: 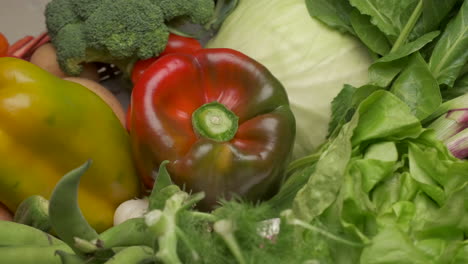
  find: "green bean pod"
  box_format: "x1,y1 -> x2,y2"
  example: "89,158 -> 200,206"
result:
0,244 -> 73,264
14,195 -> 51,232
103,246 -> 154,263
0,221 -> 64,247
55,251 -> 85,264
100,217 -> 153,248
49,160 -> 99,254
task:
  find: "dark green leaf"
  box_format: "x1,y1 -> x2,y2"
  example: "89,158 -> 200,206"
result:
328,84 -> 357,137
205,0 -> 239,31
349,9 -> 391,55
153,160 -> 172,193
378,31 -> 440,63
368,31 -> 440,87
442,72 -> 468,100
349,0 -> 419,40
305,0 -> 356,34
148,161 -> 181,211
429,0 -> 468,87
369,58 -> 408,87
410,0 -> 461,41
391,52 -> 442,120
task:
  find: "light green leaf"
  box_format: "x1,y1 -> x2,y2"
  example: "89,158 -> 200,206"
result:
292,114 -> 359,222
352,91 -> 423,145
360,226 -> 432,264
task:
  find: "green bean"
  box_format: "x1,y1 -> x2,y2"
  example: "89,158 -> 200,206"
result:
55,251 -> 87,264
0,244 -> 73,264
49,160 -> 99,254
103,246 -> 154,263
14,195 -> 51,232
99,217 -> 153,248
0,221 -> 64,247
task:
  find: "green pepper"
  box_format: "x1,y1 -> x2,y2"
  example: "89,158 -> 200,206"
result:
129,48 -> 295,209
0,57 -> 141,232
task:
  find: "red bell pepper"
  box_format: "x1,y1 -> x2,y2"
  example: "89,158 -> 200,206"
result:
129,48 -> 296,209
0,33 -> 9,57
131,34 -> 202,83
127,34 -> 202,130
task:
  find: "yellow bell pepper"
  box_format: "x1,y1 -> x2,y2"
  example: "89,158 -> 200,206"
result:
0,57 -> 141,232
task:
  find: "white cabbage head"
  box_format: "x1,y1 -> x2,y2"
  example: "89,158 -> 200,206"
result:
206,0 -> 373,158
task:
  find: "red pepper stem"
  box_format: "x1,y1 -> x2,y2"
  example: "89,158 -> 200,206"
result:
191,101 -> 239,142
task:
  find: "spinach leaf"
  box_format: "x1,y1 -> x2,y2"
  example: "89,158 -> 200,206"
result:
369,31 -> 440,87
442,72 -> 468,100
328,84 -> 357,137
368,58 -> 408,87
349,0 -> 419,41
351,91 -> 423,145
305,0 -> 356,34
292,112 -> 358,222
391,52 -> 441,120
349,9 -> 391,55
410,0 -> 461,40
328,84 -> 384,138
429,0 -> 468,87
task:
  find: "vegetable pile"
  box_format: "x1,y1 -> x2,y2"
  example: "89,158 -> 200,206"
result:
0,0 -> 467,263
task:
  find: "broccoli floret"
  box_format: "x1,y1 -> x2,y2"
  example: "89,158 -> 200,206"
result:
45,0 -> 215,76
155,0 -> 215,24
44,0 -> 80,36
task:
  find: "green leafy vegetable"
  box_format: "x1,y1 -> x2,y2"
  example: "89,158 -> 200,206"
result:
429,0 -> 468,87
390,52 -> 441,120
349,10 -> 391,56
349,0 -> 420,42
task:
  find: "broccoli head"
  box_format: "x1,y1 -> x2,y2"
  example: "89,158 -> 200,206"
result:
45,0 -> 215,76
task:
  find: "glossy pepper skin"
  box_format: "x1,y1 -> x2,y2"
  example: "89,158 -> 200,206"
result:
127,34 -> 202,131
0,57 -> 140,232
0,33 -> 8,57
130,48 -> 296,209
131,33 -> 202,84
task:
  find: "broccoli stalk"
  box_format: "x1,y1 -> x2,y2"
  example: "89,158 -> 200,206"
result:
45,0 -> 215,76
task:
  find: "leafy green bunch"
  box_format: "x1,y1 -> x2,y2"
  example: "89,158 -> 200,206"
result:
265,0 -> 468,263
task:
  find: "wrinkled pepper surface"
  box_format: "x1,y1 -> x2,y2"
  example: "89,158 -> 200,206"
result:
130,48 -> 296,209
0,57 -> 141,232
